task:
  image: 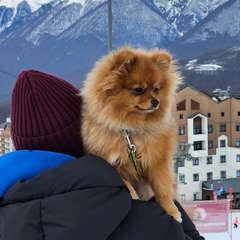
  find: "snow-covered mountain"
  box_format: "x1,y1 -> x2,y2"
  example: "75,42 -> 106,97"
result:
153,0 -> 229,35
170,0 -> 240,58
1,0 -> 234,50
0,0 -> 109,34
0,0 -> 239,103
0,0 -> 55,12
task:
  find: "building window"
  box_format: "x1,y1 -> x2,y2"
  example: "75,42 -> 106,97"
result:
180,114 -> 183,119
179,174 -> 185,183
220,155 -> 226,163
208,113 -> 211,118
220,124 -> 226,132
193,173 -> 199,181
178,158 -> 185,167
178,142 -> 185,151
193,192 -> 199,200
193,141 -> 202,150
180,194 -> 186,201
207,156 -> 213,164
220,140 -> 226,147
177,100 -> 186,111
221,112 -> 225,117
191,99 -> 200,110
208,124 -> 213,133
208,140 -> 213,149
220,171 -> 226,178
207,172 -> 213,180
178,126 -> 185,135
193,125 -> 201,134
193,158 -> 199,166
238,112 -> 240,116
236,123 -> 240,131
237,170 -> 240,178
236,154 -> 240,162
236,138 -> 240,147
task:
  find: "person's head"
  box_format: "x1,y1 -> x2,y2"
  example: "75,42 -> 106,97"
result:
10,69 -> 84,157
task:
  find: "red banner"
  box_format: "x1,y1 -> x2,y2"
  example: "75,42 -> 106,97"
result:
182,200 -> 229,233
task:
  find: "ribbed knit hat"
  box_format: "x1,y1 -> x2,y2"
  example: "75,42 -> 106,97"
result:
10,69 -> 84,158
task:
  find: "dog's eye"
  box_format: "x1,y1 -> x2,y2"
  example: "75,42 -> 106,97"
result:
133,87 -> 144,94
154,88 -> 159,94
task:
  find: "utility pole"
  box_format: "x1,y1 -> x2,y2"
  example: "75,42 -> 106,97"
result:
108,0 -> 112,52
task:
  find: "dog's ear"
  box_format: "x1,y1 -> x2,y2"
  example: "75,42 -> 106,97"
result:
151,51 -> 172,72
113,48 -> 136,74
119,57 -> 136,74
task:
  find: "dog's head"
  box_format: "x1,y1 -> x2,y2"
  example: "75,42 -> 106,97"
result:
82,47 -> 182,130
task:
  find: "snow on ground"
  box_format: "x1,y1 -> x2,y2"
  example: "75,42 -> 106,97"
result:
201,210 -> 240,240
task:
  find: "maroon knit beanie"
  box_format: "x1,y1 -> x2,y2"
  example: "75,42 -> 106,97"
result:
10,69 -> 84,158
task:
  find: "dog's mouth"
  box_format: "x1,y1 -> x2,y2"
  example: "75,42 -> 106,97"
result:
135,99 -> 160,113
135,106 -> 159,112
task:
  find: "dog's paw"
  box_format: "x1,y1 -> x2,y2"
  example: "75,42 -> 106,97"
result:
123,179 -> 139,199
173,211 -> 182,223
175,216 -> 182,223
130,191 -> 140,200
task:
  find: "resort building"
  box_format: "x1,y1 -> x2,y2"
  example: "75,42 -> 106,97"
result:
0,117 -> 14,155
174,86 -> 240,205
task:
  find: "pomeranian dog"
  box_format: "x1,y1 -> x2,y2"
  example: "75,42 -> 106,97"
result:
81,46 -> 182,222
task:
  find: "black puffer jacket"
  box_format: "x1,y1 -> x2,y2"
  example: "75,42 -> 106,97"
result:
0,154 -> 203,240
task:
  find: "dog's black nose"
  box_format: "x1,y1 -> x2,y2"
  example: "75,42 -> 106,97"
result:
151,99 -> 159,108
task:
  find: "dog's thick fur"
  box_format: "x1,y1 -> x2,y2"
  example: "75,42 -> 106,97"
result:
81,46 -> 182,221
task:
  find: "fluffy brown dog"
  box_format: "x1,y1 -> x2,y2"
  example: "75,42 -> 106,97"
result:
81,46 -> 182,222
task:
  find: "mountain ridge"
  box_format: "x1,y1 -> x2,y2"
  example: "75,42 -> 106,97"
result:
0,0 -> 239,106
170,0 -> 240,58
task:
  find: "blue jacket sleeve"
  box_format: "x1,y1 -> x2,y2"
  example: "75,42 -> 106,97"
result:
0,150 -> 75,197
